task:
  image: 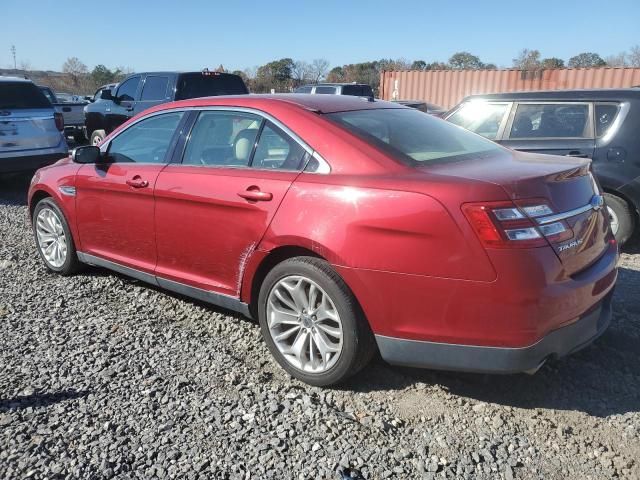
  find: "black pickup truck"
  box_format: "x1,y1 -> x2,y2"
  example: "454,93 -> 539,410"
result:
84,70 -> 249,145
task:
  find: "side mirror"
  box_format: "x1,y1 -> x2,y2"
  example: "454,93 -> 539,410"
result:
101,88 -> 114,101
72,145 -> 103,164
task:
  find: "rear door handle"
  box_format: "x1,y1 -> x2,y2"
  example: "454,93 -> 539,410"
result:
566,151 -> 589,158
126,176 -> 149,188
238,187 -> 273,202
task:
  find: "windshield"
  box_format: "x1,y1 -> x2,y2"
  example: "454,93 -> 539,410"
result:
327,108 -> 502,165
0,82 -> 51,110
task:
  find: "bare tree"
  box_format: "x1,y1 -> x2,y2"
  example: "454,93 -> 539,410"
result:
309,58 -> 330,84
513,49 -> 541,70
62,57 -> 88,87
292,60 -> 311,86
605,52 -> 628,67
629,45 -> 640,67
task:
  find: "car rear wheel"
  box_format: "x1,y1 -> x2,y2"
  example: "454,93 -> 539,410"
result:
604,193 -> 634,246
90,129 -> 105,146
258,256 -> 376,386
33,198 -> 81,275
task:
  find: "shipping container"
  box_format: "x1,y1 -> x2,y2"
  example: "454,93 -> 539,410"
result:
380,68 -> 640,109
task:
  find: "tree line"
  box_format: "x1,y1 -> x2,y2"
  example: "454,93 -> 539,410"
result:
17,45 -> 640,96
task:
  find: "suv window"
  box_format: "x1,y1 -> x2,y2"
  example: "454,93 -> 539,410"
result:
107,112 -> 184,163
40,87 -> 56,104
595,103 -> 621,137
182,111 -> 262,167
509,103 -> 590,138
295,86 -> 312,93
0,82 -> 51,109
141,76 -> 168,101
342,85 -> 373,97
175,73 -> 248,101
252,122 -> 307,170
447,102 -> 510,140
116,76 -> 140,102
315,86 -> 337,94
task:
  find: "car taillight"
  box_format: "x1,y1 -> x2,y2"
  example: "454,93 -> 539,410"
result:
462,200 -> 573,249
54,112 -> 64,131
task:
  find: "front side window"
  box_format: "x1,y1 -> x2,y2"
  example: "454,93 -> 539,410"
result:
141,76 -> 169,101
107,112 -> 184,163
328,108 -> 503,165
509,103 -> 590,139
252,123 -> 307,170
182,111 -> 262,167
595,103 -> 621,137
116,76 -> 140,102
447,102 -> 510,140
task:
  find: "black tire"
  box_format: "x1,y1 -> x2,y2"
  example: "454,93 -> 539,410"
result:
258,256 -> 376,387
32,197 -> 81,276
90,129 -> 105,146
604,193 -> 635,246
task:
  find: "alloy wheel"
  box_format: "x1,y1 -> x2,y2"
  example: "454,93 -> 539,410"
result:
36,207 -> 67,268
266,275 -> 343,373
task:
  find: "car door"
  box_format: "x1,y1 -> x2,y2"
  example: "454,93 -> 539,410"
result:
75,111 -> 186,274
153,109 -> 310,297
499,102 -> 596,159
106,75 -> 141,133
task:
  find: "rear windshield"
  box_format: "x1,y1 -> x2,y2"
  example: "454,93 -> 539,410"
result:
175,73 -> 248,100
327,108 -> 502,165
0,82 -> 51,109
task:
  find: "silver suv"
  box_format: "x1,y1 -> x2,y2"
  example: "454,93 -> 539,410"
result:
0,77 -> 68,173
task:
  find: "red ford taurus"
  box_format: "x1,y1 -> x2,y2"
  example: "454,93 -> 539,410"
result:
28,95 -> 618,386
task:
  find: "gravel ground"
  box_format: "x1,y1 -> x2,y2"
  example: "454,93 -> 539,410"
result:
1,172 -> 639,480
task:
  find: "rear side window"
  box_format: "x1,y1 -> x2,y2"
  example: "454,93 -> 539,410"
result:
447,102 -> 510,140
141,76 -> 169,101
595,103 -> 620,137
342,85 -> 373,97
0,82 -> 51,109
252,122 -> 307,170
116,76 -> 140,102
328,108 -> 502,165
295,86 -> 312,93
175,73 -> 248,101
314,86 -> 337,94
107,112 -> 184,164
509,103 -> 590,138
182,111 -> 262,167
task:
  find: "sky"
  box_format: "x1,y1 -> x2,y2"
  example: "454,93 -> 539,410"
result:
1,0 -> 639,73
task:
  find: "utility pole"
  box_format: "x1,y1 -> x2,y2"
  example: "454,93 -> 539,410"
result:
10,45 -> 16,70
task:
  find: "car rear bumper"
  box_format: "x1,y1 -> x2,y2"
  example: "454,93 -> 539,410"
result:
375,290 -> 613,373
0,144 -> 68,173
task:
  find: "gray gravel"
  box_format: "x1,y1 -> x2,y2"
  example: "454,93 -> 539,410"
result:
1,172 -> 639,479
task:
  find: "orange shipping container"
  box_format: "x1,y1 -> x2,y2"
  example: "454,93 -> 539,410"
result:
379,68 -> 640,110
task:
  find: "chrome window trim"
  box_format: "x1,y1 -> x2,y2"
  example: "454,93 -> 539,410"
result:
597,101 -> 629,143
536,203 -> 595,225
101,106 -> 332,174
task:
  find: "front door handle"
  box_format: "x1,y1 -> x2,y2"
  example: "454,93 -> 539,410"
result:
238,187 -> 273,202
126,176 -> 149,188
566,151 -> 589,158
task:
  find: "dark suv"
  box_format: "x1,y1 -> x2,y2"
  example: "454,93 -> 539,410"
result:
84,70 -> 248,145
445,89 -> 640,244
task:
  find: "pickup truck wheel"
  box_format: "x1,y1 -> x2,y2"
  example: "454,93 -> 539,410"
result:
90,130 -> 106,146
604,193 -> 634,246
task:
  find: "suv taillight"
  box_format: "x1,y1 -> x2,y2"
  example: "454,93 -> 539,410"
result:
462,200 -> 573,249
54,112 -> 64,131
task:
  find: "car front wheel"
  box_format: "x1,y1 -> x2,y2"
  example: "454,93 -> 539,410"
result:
258,257 -> 375,386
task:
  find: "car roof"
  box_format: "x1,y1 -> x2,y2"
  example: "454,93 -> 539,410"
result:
0,76 -> 32,83
463,88 -> 640,102
300,83 -> 371,87
158,94 -> 405,114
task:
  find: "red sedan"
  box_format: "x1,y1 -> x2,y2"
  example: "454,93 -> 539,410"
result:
28,95 -> 618,386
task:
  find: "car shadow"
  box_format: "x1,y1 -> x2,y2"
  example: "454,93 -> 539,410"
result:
0,389 -> 90,411
349,265 -> 640,418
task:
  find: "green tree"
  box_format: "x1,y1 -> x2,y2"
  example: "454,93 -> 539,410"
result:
425,61 -> 449,70
448,51 -> 483,69
568,52 -> 606,68
254,58 -> 295,92
91,64 -> 114,86
541,57 -> 565,69
513,49 -> 541,70
411,60 -> 427,70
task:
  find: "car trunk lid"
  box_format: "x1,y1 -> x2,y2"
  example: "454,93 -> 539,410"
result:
0,108 -> 61,152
